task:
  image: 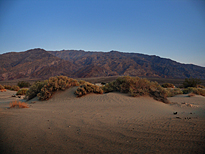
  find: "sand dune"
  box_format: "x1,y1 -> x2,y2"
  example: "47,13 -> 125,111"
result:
0,88 -> 204,154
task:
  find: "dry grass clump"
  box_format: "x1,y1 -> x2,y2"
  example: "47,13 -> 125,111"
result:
9,101 -> 29,108
165,88 -> 183,97
75,82 -> 103,97
3,85 -> 20,91
37,76 -> 79,100
103,76 -> 169,103
0,89 -> 6,92
161,83 -> 175,88
16,88 -> 28,95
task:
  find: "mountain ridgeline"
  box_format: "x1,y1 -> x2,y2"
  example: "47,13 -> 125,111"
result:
0,48 -> 205,81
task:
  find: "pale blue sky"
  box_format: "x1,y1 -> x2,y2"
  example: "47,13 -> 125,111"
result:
0,0 -> 205,66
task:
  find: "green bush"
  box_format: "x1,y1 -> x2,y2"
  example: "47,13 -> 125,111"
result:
103,76 -> 169,103
165,88 -> 183,97
75,82 -> 103,97
161,83 -> 175,88
17,81 -> 31,88
183,78 -> 201,88
16,88 -> 28,95
37,76 -> 79,100
0,84 -> 4,90
25,81 -> 48,100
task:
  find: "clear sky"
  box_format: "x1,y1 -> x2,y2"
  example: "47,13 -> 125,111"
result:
0,0 -> 205,67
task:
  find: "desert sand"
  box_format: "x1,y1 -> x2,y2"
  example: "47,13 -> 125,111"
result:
0,88 -> 204,154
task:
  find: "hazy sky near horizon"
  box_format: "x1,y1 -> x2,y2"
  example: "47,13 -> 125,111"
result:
0,0 -> 205,67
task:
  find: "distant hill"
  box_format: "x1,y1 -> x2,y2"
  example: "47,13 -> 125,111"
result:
0,48 -> 204,81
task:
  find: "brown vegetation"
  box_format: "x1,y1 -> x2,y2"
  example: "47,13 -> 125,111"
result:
9,101 -> 29,108
0,89 -> 6,92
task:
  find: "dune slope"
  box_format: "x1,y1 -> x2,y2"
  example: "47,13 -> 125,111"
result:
0,88 -> 204,154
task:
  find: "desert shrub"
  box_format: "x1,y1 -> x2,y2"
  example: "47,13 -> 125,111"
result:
3,85 -> 11,90
103,81 -> 115,93
182,78 -> 201,88
17,81 -> 31,88
196,84 -> 205,88
103,76 -> 169,103
25,80 -> 48,100
75,82 -> 103,97
37,76 -> 79,100
79,80 -> 86,85
16,88 -> 28,95
0,84 -> 4,90
182,87 -> 194,94
165,88 -> 183,97
11,85 -> 20,91
183,87 -> 205,96
9,101 -> 29,108
4,85 -> 20,91
161,83 -> 175,88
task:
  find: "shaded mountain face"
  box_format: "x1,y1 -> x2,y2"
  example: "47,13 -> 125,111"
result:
0,49 -> 77,80
0,48 -> 205,81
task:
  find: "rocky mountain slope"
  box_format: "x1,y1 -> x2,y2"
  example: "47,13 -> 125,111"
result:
0,48 -> 204,80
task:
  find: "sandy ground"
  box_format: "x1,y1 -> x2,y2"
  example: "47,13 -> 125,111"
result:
0,88 -> 204,154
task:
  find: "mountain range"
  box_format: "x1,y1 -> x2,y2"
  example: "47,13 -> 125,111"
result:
0,48 -> 205,81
